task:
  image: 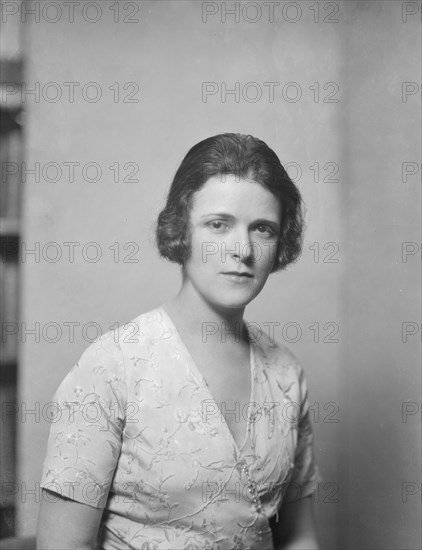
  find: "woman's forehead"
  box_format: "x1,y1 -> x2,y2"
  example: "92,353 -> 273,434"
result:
191,175 -> 280,218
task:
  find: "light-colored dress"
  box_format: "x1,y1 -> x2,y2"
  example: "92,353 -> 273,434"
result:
40,305 -> 321,550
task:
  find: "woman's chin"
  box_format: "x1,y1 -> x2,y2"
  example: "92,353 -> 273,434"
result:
206,289 -> 258,310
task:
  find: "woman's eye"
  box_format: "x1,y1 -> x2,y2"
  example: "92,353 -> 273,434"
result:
209,221 -> 228,231
255,224 -> 274,236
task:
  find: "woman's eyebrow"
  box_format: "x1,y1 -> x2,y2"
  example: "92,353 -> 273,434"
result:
200,213 -> 280,228
200,212 -> 234,219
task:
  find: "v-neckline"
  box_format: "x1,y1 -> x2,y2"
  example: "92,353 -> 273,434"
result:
159,303 -> 255,453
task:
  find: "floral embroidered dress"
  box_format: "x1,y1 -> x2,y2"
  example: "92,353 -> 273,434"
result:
40,305 -> 321,550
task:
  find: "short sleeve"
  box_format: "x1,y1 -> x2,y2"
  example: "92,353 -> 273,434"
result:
285,366 -> 322,502
40,332 -> 127,509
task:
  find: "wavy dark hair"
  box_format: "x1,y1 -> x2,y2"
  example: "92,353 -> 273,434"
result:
155,133 -> 304,273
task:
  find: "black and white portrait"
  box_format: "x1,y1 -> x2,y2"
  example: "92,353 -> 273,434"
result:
0,1 -> 420,549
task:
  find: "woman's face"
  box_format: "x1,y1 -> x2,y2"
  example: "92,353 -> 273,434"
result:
182,173 -> 281,310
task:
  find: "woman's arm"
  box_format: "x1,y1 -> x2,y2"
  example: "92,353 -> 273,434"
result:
270,495 -> 319,550
36,489 -> 103,550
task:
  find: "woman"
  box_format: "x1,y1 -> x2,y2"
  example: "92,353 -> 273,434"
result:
37,133 -> 321,550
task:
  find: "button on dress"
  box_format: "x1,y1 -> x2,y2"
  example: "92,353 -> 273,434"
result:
40,305 -> 321,549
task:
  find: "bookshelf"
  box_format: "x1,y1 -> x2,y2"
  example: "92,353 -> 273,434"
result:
0,58 -> 24,539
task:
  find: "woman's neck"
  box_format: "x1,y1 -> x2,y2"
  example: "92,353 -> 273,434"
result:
163,283 -> 248,347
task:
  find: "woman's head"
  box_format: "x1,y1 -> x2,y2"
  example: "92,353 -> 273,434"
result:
156,133 -> 304,274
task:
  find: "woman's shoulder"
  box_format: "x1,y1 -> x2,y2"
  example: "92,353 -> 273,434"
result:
248,323 -> 304,380
81,305 -> 166,350
66,306 -> 165,375
110,304 -> 173,351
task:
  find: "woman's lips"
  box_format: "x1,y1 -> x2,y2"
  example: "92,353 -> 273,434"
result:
221,271 -> 253,277
221,272 -> 254,282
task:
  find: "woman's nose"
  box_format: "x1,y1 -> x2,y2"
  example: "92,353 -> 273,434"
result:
228,228 -> 255,263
